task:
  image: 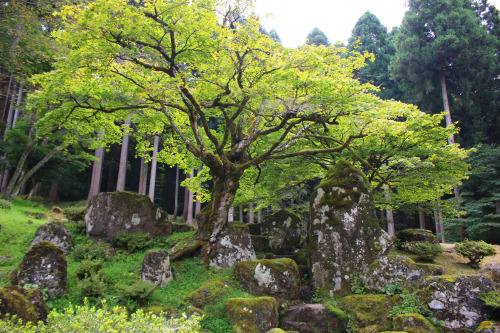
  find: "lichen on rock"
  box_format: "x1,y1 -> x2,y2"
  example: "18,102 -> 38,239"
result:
309,160 -> 392,297
392,313 -> 438,333
261,210 -> 303,255
141,250 -> 173,287
31,220 -> 74,254
225,297 -> 279,333
186,278 -> 233,309
208,223 -> 256,269
234,258 -> 300,301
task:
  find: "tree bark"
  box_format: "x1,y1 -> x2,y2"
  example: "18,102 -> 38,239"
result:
419,208 -> 426,229
4,83 -> 17,133
438,209 -> 446,243
384,187 -> 395,236
11,83 -> 23,129
440,71 -> 455,145
195,165 -> 202,216
182,172 -> 189,221
148,135 -> 159,202
257,200 -> 262,223
49,179 -> 59,203
138,156 -> 148,195
1,74 -> 13,128
187,168 -> 194,226
228,207 -> 234,222
239,205 -> 244,222
116,119 -> 131,191
248,202 -> 255,223
173,164 -> 180,220
87,146 -> 105,203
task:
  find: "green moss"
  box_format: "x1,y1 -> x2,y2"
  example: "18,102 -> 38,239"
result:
328,306 -> 348,322
393,313 -> 437,333
227,221 -> 248,230
0,287 -> 38,324
341,294 -> 401,332
225,297 -> 279,333
187,278 -> 233,309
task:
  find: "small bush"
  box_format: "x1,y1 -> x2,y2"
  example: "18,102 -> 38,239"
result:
455,239 -> 497,268
388,290 -> 430,319
112,232 -> 154,252
0,300 -> 203,332
77,273 -> 109,298
74,258 -> 105,279
413,242 -> 444,262
62,206 -> 86,221
0,198 -> 12,209
116,280 -> 157,304
71,241 -> 115,262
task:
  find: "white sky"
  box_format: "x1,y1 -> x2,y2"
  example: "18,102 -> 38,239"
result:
254,0 -> 500,48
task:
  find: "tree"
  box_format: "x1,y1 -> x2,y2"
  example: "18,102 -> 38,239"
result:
306,27 -> 330,46
390,0 -> 498,146
348,11 -> 401,100
31,0 -> 468,257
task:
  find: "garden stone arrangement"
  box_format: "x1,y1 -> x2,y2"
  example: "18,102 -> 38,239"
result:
1,161 -> 499,332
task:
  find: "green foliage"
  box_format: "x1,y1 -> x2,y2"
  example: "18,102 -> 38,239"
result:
412,242 -> 444,262
112,232 -> 154,253
479,289 -> 500,311
76,273 -> 109,298
0,300 -> 203,332
74,258 -> 105,279
455,239 -> 497,268
306,27 -> 330,46
61,206 -> 86,222
388,290 -> 430,319
116,280 -> 157,303
71,241 -> 115,262
0,199 -> 12,210
350,273 -> 369,295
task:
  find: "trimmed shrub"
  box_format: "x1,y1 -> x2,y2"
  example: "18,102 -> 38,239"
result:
0,198 -> 12,210
455,239 -> 497,268
62,206 -> 86,222
413,242 -> 444,262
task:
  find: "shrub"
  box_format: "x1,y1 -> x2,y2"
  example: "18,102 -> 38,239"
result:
0,300 -> 203,332
112,232 -> 154,252
71,241 -> 115,262
455,239 -> 497,268
0,198 -> 12,210
479,289 -> 500,311
74,259 -> 105,279
77,273 -> 109,298
116,280 -> 157,303
388,290 -> 430,319
62,206 -> 86,221
413,242 -> 444,262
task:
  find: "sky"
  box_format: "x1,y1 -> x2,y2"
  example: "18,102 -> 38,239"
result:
254,0 -> 500,48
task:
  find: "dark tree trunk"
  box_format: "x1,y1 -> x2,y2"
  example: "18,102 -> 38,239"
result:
173,164 -> 180,220
116,119 -> 131,191
248,202 -> 254,223
419,208 -> 426,229
148,135 -> 159,201
182,171 -> 190,221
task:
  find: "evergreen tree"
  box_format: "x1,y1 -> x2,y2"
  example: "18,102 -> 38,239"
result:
348,11 -> 401,100
390,0 -> 499,146
306,27 -> 330,46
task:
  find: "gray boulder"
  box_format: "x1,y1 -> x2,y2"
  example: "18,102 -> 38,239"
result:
365,255 -> 443,292
85,191 -> 172,239
280,304 -> 347,333
309,160 -> 392,297
234,258 -> 300,301
208,222 -> 256,269
31,221 -> 74,254
9,241 -> 67,298
225,297 -> 279,333
141,250 -> 173,287
421,274 -> 499,331
261,210 -> 303,254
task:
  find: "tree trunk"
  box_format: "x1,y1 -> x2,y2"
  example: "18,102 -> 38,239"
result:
1,74 -> 13,129
195,165 -> 202,216
187,168 -> 194,226
434,209 -> 441,235
419,208 -> 426,229
87,146 -> 105,203
182,172 -> 189,221
4,83 -> 17,133
11,83 -> 23,129
148,135 -> 159,202
228,207 -> 234,222
257,200 -> 262,223
440,71 -> 455,145
384,187 -> 395,236
248,202 -> 255,223
138,156 -> 148,195
49,179 -> 59,203
438,209 -> 446,243
116,119 -> 131,191
173,164 -> 180,220
239,205 -> 244,222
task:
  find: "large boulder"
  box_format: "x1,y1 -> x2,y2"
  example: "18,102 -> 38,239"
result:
397,229 -> 439,244
85,191 -> 172,239
421,274 -> 499,332
225,297 -> 279,333
141,250 -> 173,287
341,294 -> 401,333
309,160 -> 392,297
261,210 -> 303,254
0,286 -> 47,324
393,313 -> 438,333
31,220 -> 74,254
187,278 -> 233,309
280,304 -> 347,333
9,241 -> 67,298
208,222 -> 256,269
365,255 -> 444,293
234,258 -> 300,301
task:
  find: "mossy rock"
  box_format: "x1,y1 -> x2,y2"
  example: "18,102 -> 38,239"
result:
396,229 -> 438,244
9,241 -> 67,298
171,223 -> 194,233
234,258 -> 300,301
187,278 -> 233,309
309,160 -> 392,297
393,313 -> 437,333
31,220 -> 74,254
225,297 -> 279,333
340,294 -> 401,332
208,223 -> 256,269
252,235 -> 269,253
141,250 -> 173,287
365,255 -> 443,293
85,191 -> 172,240
169,235 -> 202,262
475,320 -> 500,332
261,210 -> 303,255
421,274 -> 500,331
281,303 -> 347,333
0,286 -> 47,324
